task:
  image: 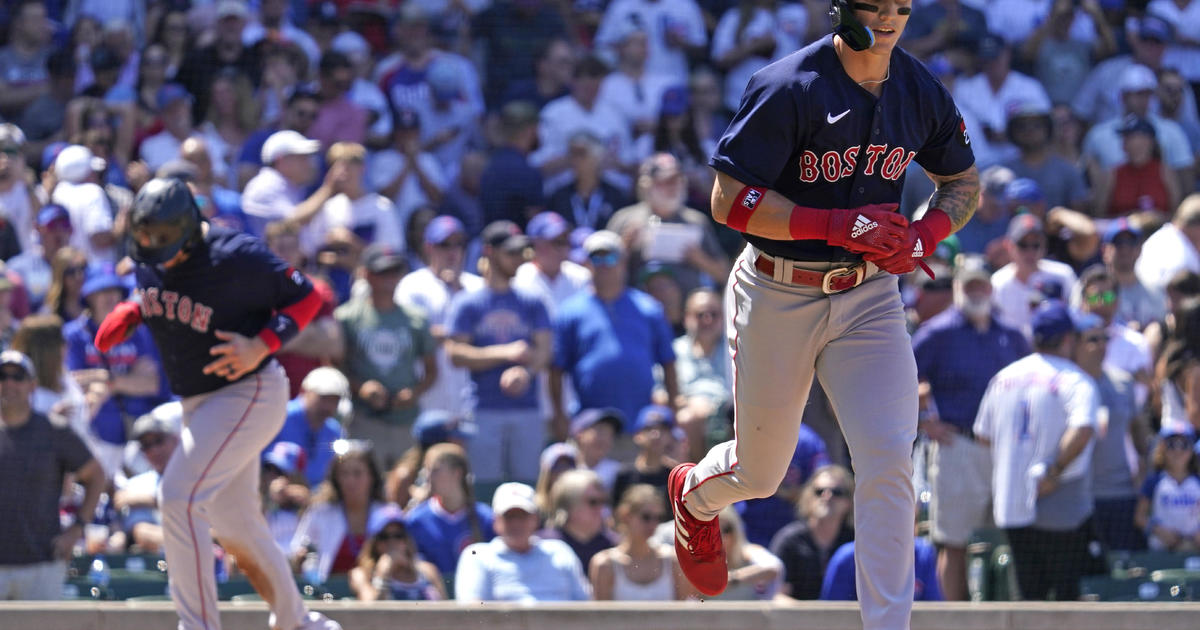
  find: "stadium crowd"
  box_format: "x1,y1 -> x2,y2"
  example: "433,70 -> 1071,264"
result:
0,0 -> 1197,605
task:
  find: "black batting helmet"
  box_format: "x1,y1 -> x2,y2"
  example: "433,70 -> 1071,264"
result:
128,177 -> 203,264
830,0 -> 874,51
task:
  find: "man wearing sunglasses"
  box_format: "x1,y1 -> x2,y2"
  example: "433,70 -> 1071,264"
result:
992,213 -> 1078,339
974,301 -> 1102,601
1102,218 -> 1165,329
112,404 -> 183,556
0,350 -> 104,600
1076,266 -> 1152,409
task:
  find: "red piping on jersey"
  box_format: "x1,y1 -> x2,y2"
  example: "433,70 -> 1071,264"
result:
185,372 -> 263,628
257,283 -> 323,352
684,270 -> 743,499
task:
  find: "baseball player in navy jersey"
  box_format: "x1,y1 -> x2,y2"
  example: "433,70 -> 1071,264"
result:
667,2 -> 979,628
94,178 -> 341,630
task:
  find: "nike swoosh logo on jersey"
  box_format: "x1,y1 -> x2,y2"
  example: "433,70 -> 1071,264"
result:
851,214 -> 878,239
827,109 -> 850,124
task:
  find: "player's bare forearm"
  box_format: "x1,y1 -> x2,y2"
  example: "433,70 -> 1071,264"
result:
926,165 -> 980,232
709,171 -> 798,241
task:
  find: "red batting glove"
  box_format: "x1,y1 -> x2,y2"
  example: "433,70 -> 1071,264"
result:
866,209 -> 953,277
822,204 -> 908,256
95,301 -> 143,352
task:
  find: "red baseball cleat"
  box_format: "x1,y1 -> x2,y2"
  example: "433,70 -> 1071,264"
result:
668,463 -> 727,596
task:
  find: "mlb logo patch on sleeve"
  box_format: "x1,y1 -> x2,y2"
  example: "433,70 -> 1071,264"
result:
743,189 -> 762,209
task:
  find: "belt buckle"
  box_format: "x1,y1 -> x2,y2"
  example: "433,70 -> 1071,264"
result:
821,264 -> 865,294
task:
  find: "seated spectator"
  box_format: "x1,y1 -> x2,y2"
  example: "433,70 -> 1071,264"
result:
538,469 -> 617,572
405,443 -> 494,577
385,409 -> 474,508
1002,102 -> 1089,211
1103,219 -> 1166,330
421,58 -> 480,181
529,55 -> 633,177
768,465 -> 855,600
260,441 -> 311,553
0,1 -> 53,121
49,146 -> 116,265
535,442 -> 582,515
479,101 -> 544,229
638,262 -> 685,337
820,537 -> 942,602
41,247 -> 88,324
172,137 -> 247,232
139,83 -> 199,173
1099,115 -> 1180,217
672,288 -> 731,461
991,214 -> 1078,339
709,505 -> 783,601
242,130 -> 335,238
196,69 -> 257,187
328,32 -> 392,149
455,482 -> 592,602
336,243 -> 438,469
349,505 -> 446,601
266,367 -> 350,488
1045,206 -> 1101,275
1135,423 -> 1200,552
551,231 -> 678,436
0,124 -> 36,256
607,153 -> 730,296
294,142 -> 404,260
236,89 -> 320,190
569,408 -> 624,492
9,205 -> 75,312
649,87 -> 716,209
612,405 -> 679,515
590,484 -> 688,600
1076,267 -> 1153,407
65,271 -> 167,479
13,314 -> 92,444
367,107 -> 447,224
308,51 -> 368,150
498,37 -> 573,111
0,350 -> 104,600
546,131 -> 632,231
598,24 -> 670,157
113,407 -> 181,555
515,211 -> 593,316
0,274 -> 19,350
954,165 -> 1013,260
290,441 -> 391,582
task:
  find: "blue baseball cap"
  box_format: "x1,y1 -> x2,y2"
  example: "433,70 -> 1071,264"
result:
569,226 -> 595,264
1007,213 -> 1044,242
423,215 -> 466,245
262,441 -> 307,476
1031,300 -> 1097,345
41,141 -> 68,171
366,504 -> 407,539
1159,421 -> 1196,440
1006,178 -> 1045,204
1103,218 -> 1142,245
526,212 -> 569,241
156,83 -> 193,111
569,407 -> 625,437
80,271 -> 128,303
37,204 -> 72,230
660,86 -> 690,116
1138,15 -> 1172,43
410,409 -> 475,447
633,404 -> 674,433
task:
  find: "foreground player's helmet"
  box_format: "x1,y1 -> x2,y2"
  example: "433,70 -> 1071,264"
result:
830,0 -> 874,51
128,177 -> 203,264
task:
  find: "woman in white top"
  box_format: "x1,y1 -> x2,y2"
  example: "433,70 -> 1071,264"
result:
589,484 -> 692,600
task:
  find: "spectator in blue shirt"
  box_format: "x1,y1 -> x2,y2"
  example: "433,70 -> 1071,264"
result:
819,537 -> 943,602
64,271 -> 168,479
265,366 -> 349,487
911,256 -> 1029,600
446,220 -> 552,487
549,230 -> 679,438
479,101 -> 544,229
405,442 -> 494,576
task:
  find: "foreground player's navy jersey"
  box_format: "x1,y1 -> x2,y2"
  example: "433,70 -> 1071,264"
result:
710,35 -> 975,262
135,226 -> 314,397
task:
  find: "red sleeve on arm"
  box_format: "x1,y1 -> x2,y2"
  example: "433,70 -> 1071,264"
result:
281,285 -> 323,331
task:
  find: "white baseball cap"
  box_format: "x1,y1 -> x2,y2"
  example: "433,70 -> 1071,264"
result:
301,366 -> 350,398
1119,64 -> 1157,93
216,0 -> 251,20
54,145 -> 107,184
491,482 -> 538,515
330,32 -> 370,64
261,130 -> 320,164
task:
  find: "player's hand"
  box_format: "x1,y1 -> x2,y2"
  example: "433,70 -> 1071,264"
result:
499,366 -> 532,398
52,524 -> 82,560
359,380 -> 389,411
392,388 -> 417,409
204,330 -> 270,381
826,204 -> 907,255
864,217 -> 940,276
95,301 -> 143,352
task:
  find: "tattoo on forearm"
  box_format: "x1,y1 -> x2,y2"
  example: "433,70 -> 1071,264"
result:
928,166 -> 980,232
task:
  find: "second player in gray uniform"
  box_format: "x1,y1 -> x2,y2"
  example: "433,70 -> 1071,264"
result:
666,3 -> 979,629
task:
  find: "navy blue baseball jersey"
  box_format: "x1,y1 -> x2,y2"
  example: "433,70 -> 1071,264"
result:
134,226 -> 319,397
710,35 -> 975,262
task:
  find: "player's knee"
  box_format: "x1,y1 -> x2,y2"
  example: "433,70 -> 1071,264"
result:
740,467 -> 787,499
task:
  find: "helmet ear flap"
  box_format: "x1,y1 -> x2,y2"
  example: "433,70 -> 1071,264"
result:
830,0 -> 875,52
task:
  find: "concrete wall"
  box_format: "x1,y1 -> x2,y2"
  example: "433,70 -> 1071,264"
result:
2,601 -> 1199,630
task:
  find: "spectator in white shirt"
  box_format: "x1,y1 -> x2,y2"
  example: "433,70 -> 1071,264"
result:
1148,0 -> 1200,83
293,142 -> 404,259
531,56 -> 635,177
594,0 -> 707,83
991,213 -> 1079,339
241,130 -> 335,237
241,0 -> 321,70
0,124 -> 36,255
1075,266 -> 1153,407
139,83 -> 200,174
514,212 -> 593,316
368,107 -> 447,225
953,33 -> 1053,168
7,205 -> 72,312
48,145 -> 116,265
421,58 -> 481,183
1137,195 -> 1200,302
711,0 -> 780,113
597,24 -> 672,159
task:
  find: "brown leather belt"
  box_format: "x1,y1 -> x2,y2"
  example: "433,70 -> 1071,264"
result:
753,254 -> 867,294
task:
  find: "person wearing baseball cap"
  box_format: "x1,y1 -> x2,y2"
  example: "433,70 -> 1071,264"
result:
993,212 -> 1079,339
0,348 -> 104,598
242,128 -> 340,237
1099,218 -> 1162,329
7,204 -> 72,311
410,409 -> 475,449
513,212 -> 591,314
454,481 -> 591,602
350,502 -> 448,601
568,408 -> 624,490
339,243 -> 438,470
266,366 -> 350,486
111,403 -> 184,555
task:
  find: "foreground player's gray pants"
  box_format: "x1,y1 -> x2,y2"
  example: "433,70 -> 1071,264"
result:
684,246 -> 917,630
